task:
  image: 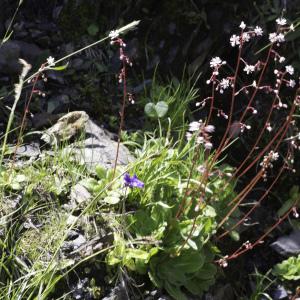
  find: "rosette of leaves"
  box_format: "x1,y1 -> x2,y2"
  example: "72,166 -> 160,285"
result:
107,202 -> 218,299
272,254 -> 300,281
99,131 -> 242,299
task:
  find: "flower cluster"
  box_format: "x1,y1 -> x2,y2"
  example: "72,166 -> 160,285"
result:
230,22 -> 263,47
186,120 -> 215,150
260,150 -> 279,180
110,33 -> 132,84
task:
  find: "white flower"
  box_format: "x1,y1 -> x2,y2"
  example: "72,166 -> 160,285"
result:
242,32 -> 251,43
269,33 -> 278,43
204,125 -> 215,133
271,151 -> 279,161
109,30 -> 119,39
290,24 -> 295,31
204,142 -> 213,150
243,65 -> 255,74
197,136 -> 204,144
269,32 -> 285,43
46,56 -> 55,66
288,79 -> 296,88
197,165 -> 207,174
279,56 -> 285,63
285,65 -> 294,75
220,78 -> 230,90
276,17 -> 287,26
188,121 -> 201,132
230,34 -> 240,47
186,132 -> 192,141
239,21 -> 246,30
210,57 -> 225,68
276,33 -> 285,43
254,26 -> 263,36
252,80 -> 257,87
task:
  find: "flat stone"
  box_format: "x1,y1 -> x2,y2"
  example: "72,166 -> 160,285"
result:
42,111 -> 134,170
69,118 -> 134,170
271,230 -> 300,257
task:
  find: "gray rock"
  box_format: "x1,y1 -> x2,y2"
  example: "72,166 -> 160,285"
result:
42,111 -> 134,170
271,230 -> 300,257
13,143 -> 40,158
0,40 -> 42,75
0,41 -> 21,74
62,234 -> 86,252
69,118 -> 134,170
46,94 -> 70,113
272,285 -> 288,300
70,183 -> 91,205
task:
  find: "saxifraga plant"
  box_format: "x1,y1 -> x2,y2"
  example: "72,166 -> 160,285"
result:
103,17 -> 300,300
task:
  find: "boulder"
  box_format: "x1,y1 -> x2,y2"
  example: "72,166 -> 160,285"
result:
42,111 -> 134,170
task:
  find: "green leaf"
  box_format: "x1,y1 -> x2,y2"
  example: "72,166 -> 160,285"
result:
144,101 -> 169,118
277,198 -> 295,217
273,255 -> 300,280
103,195 -> 120,204
51,63 -> 69,71
144,103 -> 157,118
204,205 -> 216,217
125,249 -> 150,260
184,278 -> 203,295
80,178 -> 99,191
155,101 -> 169,117
229,230 -> 240,242
103,191 -> 121,204
195,263 -> 217,280
95,165 -> 107,179
164,281 -> 187,300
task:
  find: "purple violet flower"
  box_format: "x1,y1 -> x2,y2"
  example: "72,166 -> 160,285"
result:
124,173 -> 144,188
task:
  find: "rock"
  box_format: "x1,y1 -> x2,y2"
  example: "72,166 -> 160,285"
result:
32,112 -> 62,129
70,118 -> 134,170
272,285 -> 288,300
46,94 -> 70,113
271,230 -> 300,257
62,234 -> 86,252
42,111 -> 134,170
102,284 -> 130,300
70,183 -> 91,205
41,111 -> 89,144
0,41 -> 21,74
0,40 -> 43,75
13,142 -> 40,158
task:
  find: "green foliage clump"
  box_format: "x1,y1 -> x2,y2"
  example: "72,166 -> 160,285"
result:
273,254 -> 300,281
77,130 -> 238,299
